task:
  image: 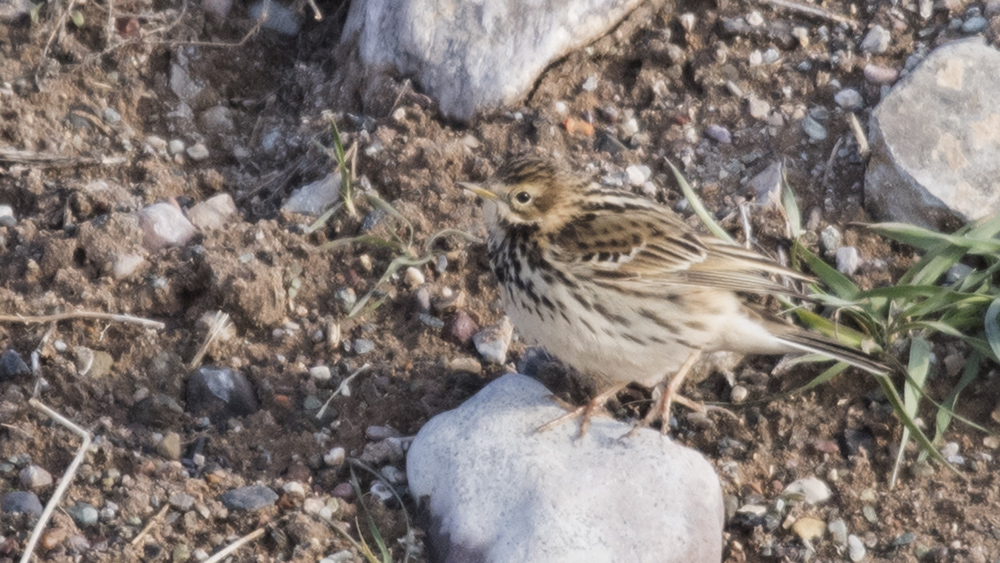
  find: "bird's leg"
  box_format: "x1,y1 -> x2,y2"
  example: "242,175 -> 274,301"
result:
536,383 -> 628,438
628,350 -> 704,436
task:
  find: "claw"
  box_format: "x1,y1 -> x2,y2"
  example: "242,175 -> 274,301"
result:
535,384 -> 626,438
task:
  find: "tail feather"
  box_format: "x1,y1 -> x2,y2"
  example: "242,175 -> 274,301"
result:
772,327 -> 889,375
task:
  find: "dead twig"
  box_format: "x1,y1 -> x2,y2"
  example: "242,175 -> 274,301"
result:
821,136 -> 844,188
758,0 -> 858,26
0,148 -> 127,168
187,312 -> 232,369
846,112 -> 869,157
0,311 -> 165,330
203,527 -> 266,563
316,363 -> 371,420
21,399 -> 92,563
130,505 -> 170,546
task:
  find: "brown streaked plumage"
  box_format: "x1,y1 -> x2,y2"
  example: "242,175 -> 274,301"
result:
463,156 -> 886,434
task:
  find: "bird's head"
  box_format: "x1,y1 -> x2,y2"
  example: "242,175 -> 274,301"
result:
459,157 -> 584,233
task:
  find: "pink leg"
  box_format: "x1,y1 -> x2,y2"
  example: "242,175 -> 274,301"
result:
536,383 -> 628,438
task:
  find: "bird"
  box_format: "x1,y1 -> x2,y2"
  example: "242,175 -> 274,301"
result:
460,155 -> 887,435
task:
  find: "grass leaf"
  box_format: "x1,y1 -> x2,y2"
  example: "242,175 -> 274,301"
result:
666,159 -> 733,243
985,298 -> 1000,361
795,242 -> 859,300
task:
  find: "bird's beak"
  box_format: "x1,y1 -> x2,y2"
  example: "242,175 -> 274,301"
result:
457,182 -> 498,200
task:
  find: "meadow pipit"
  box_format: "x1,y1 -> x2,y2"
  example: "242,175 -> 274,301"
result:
462,156 -> 886,435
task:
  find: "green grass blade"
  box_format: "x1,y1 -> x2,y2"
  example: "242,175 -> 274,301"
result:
795,242 -> 860,300
986,298 -> 1000,361
866,222 -> 1000,254
780,167 -> 802,239
666,160 -> 733,243
930,351 -> 982,452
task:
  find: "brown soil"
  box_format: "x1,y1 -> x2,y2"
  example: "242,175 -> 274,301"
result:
1,0 -> 998,561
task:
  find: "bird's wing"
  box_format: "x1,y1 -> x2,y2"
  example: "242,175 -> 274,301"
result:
550,207 -> 810,296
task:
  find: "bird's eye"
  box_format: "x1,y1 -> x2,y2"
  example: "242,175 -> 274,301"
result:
514,191 -> 532,204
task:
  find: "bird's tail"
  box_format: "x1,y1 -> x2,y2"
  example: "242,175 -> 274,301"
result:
771,326 -> 889,375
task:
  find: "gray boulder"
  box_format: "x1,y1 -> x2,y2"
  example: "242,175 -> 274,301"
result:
867,38 -> 1000,228
342,0 -> 644,121
407,373 -> 724,563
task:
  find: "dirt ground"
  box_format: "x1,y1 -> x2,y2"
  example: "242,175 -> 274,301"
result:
1,0 -> 999,561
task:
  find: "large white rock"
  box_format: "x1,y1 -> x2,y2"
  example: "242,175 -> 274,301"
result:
342,0 -> 644,121
866,38 -> 1000,228
407,373 -> 724,563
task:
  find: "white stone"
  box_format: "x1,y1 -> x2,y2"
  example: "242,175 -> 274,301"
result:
310,366 -> 332,381
472,316 -> 513,365
112,253 -> 147,280
167,139 -> 186,155
834,88 -> 864,110
625,164 -> 652,186
404,266 -> 425,288
343,0 -> 643,121
407,374 -> 724,563
836,247 -> 860,275
186,143 -> 210,161
187,194 -> 238,231
283,173 -> 343,216
860,25 -> 891,54
867,38 -> 1000,227
324,446 -> 346,467
784,476 -> 832,505
138,202 -> 197,251
848,534 -> 866,561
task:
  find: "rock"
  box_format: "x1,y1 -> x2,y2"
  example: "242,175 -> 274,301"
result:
324,447 -> 346,467
168,139 -> 186,155
169,492 -> 195,511
130,393 -> 185,428
819,225 -> 842,259
343,0 -> 643,121
848,534 -> 866,561
784,476 -> 832,505
199,106 -> 234,134
747,94 -> 771,119
472,316 -> 513,364
283,173 -> 343,215
836,246 -> 860,276
1,491 -> 43,516
447,311 -> 479,345
220,485 -> 279,511
625,164 -> 652,186
0,349 -> 30,380
864,64 -> 899,85
353,338 -> 375,355
66,502 -> 99,527
156,432 -> 182,460
20,466 -> 53,489
404,267 -> 425,288
867,38 -> 1000,227
407,374 -> 724,562
962,15 -> 988,33
834,88 -> 864,110
0,204 -> 15,227
801,115 -> 827,140
0,0 -> 32,20
186,143 -> 210,161
791,516 -> 825,542
102,107 -> 122,123
860,25 -> 891,53
828,518 -> 849,547
705,124 -> 732,144
187,194 -> 237,231
186,366 -> 259,422
138,201 -> 197,251
746,161 -> 783,207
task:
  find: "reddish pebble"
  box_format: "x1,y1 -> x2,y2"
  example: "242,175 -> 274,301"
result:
332,482 -> 355,500
863,64 -> 899,85
563,118 -> 595,137
813,440 -> 840,454
448,311 -> 479,345
41,528 -> 68,551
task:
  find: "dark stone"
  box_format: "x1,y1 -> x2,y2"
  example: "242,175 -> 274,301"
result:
221,485 -> 278,511
0,349 -> 30,381
1,491 -> 43,516
186,366 -> 259,422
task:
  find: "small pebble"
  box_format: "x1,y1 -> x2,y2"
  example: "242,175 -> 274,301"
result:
156,432 -> 182,460
472,317 -> 514,364
67,502 -> 99,527
365,425 -> 401,441
819,225 -> 842,258
282,482 -> 305,497
309,366 -> 332,381
102,107 -> 122,123
334,288 -> 356,313
625,164 -> 652,186
436,254 -> 448,273
20,466 -> 53,490
848,534 -> 866,561
168,139 -> 185,155
747,95 -> 771,120
864,64 -> 899,85
1,491 -> 43,516
962,15 -> 988,33
448,311 -> 479,345
582,76 -> 598,92
784,476 -> 831,505
447,357 -> 483,374
324,447 -> 346,467
0,349 -> 30,380
353,339 -> 375,355
862,504 -> 878,523
404,267 -> 425,288
169,492 -> 195,511
836,246 -> 860,276
705,124 -> 732,144
834,88 -> 863,110
415,286 -> 432,313
220,485 -> 278,511
0,204 -> 15,227
860,25 -> 891,53
745,10 -> 764,25
801,116 -> 828,140
829,518 -> 848,547
730,385 -> 748,403
791,516 -> 825,542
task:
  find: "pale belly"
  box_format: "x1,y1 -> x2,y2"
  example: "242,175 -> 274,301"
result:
499,279 -> 698,389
